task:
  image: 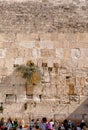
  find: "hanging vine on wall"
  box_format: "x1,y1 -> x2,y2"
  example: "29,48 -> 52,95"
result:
14,60 -> 41,85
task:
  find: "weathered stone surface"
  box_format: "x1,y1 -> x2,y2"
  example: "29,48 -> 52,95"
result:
0,0 -> 88,33
0,0 -> 88,121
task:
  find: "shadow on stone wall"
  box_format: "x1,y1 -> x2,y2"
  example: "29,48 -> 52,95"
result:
0,69 -> 88,122
68,97 -> 88,122
0,70 -> 27,118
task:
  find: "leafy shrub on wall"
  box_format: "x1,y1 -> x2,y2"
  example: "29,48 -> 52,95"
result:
14,60 -> 41,85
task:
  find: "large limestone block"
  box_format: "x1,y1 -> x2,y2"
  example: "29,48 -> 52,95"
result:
9,71 -> 25,81
6,48 -> 18,58
66,77 -> 76,85
77,33 -> 88,44
76,77 -> 85,87
16,95 -> 26,102
54,42 -> 63,48
17,41 -> 36,49
83,58 -> 88,67
51,33 -> 58,41
0,59 -> 5,67
18,48 -> 25,57
5,58 -> 14,72
12,85 -> 26,95
0,43 -> 4,48
42,83 -> 52,98
40,33 -> 51,41
0,67 -> 8,76
69,95 -> 80,104
47,59 -> 53,67
24,48 -> 32,58
14,57 -> 24,65
32,48 -> 41,58
80,49 -> 88,58
0,33 -> 16,43
75,86 -> 84,95
82,79 -> 88,95
63,49 -> 71,59
55,48 -> 63,59
40,40 -> 54,49
78,58 -> 88,68
16,33 -> 37,42
41,49 -> 55,57
54,113 -> 67,120
26,85 -> 33,95
78,59 -> 84,68
76,69 -> 87,77
50,75 -> 58,84
2,43 -> 11,48
60,95 -> 69,104
0,48 -> 7,58
0,94 -> 5,102
5,94 -> 16,103
53,104 -> 69,116
44,73 -> 50,83
0,34 -> 5,42
58,34 -> 69,48
68,104 -> 81,114
71,48 -> 81,59
4,103 -> 23,114
60,59 -> 72,69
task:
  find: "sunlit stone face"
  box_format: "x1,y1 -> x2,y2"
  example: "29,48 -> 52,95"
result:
0,0 -> 88,120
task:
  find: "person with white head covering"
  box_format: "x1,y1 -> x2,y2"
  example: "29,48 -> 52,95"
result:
80,120 -> 86,130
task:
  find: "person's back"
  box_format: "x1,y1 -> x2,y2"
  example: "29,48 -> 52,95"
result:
30,119 -> 34,130
0,117 -> 5,130
49,119 -> 54,128
13,119 -> 18,128
63,120 -> 68,130
76,126 -> 81,130
58,123 -> 65,130
80,120 -> 86,130
6,119 -> 13,130
35,119 -> 40,128
39,117 -> 47,130
17,125 -> 25,130
68,120 -> 73,130
46,122 -> 53,130
76,123 -> 81,130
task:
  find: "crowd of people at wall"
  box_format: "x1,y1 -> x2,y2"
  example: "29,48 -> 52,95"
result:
0,117 -> 87,130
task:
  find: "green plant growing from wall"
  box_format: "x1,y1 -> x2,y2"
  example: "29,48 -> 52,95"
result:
14,60 -> 41,85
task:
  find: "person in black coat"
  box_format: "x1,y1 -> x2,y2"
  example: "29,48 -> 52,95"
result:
80,120 -> 86,129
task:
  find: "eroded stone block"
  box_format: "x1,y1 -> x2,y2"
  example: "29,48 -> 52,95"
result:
0,48 -> 7,58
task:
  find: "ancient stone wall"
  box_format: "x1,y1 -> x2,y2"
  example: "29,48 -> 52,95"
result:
0,0 -> 88,121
